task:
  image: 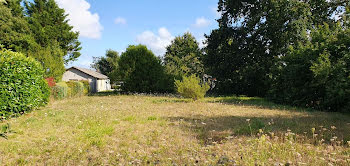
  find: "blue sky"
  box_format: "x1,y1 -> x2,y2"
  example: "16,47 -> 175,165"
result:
55,0 -> 220,69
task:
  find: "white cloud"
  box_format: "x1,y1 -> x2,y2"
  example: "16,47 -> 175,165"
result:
211,7 -> 221,18
194,17 -> 211,28
198,37 -> 207,49
136,27 -> 174,56
55,0 -> 103,39
114,17 -> 127,25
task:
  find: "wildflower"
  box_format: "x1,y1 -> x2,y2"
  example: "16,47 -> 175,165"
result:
347,141 -> 350,146
259,129 -> 263,133
246,119 -> 250,122
311,128 -> 316,133
331,126 -> 336,130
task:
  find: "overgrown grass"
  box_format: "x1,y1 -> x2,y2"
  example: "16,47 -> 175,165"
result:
0,95 -> 349,165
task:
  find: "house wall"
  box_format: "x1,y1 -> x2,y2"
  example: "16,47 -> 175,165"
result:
96,79 -> 111,92
62,69 -> 97,93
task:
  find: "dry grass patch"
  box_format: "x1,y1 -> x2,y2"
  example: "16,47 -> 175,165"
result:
0,95 -> 349,165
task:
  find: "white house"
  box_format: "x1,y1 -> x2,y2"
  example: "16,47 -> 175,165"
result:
62,66 -> 111,93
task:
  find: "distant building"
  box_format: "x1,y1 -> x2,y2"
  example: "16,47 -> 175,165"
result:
62,66 -> 111,93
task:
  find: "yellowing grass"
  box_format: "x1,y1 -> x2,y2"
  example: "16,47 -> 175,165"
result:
0,95 -> 349,165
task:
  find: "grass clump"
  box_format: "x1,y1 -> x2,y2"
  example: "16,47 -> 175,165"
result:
175,75 -> 210,100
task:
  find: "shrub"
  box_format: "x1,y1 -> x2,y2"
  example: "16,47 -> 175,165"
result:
175,75 -> 210,100
51,82 -> 69,100
80,80 -> 90,95
66,81 -> 84,97
0,49 -> 50,118
45,77 -> 56,87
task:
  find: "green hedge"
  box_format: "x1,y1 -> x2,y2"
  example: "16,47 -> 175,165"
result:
80,80 -> 90,95
66,81 -> 84,97
0,49 -> 50,118
52,82 -> 69,100
51,81 -> 89,100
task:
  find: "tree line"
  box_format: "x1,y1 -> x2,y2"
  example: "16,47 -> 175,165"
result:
93,0 -> 350,112
1,0 -> 349,112
204,0 -> 350,112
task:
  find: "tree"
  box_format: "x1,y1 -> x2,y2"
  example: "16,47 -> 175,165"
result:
164,33 -> 204,79
204,0 -> 348,97
25,0 -> 81,63
0,1 -> 36,53
269,22 -> 350,112
91,49 -> 119,83
118,45 -> 172,93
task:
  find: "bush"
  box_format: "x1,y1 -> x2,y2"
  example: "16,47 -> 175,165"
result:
0,49 -> 50,118
80,80 -> 90,95
51,82 -> 69,100
118,45 -> 173,93
175,75 -> 210,100
66,81 -> 84,97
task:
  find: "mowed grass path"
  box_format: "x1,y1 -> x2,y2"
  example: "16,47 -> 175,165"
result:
0,95 -> 349,165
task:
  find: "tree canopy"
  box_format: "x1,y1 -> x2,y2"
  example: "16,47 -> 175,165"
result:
204,0 -> 350,112
0,0 -> 82,81
118,45 -> 172,93
164,33 -> 204,79
91,49 -> 120,84
204,0 -> 349,97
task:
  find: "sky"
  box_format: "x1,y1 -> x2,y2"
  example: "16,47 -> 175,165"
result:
54,0 -> 221,69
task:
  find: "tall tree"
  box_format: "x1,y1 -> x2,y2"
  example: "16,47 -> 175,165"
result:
204,0 -> 347,96
0,1 -> 35,52
118,45 -> 172,93
164,33 -> 204,79
91,49 -> 120,84
25,0 -> 81,63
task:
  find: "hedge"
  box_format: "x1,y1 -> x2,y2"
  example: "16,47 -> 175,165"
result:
80,80 -> 90,95
0,49 -> 50,118
52,82 -> 69,100
66,81 -> 84,97
51,81 -> 90,100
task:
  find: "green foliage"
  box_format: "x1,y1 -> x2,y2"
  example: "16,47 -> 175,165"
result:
164,33 -> 204,79
269,23 -> 350,112
118,45 -> 173,93
91,49 -> 119,84
0,49 -> 50,118
0,3 -> 36,53
0,0 -> 76,81
66,81 -> 84,97
52,81 -> 86,99
25,0 -> 81,63
27,43 -> 66,81
51,82 -> 69,100
205,0 -> 316,96
80,80 -> 90,95
175,75 -> 210,100
206,0 -> 349,112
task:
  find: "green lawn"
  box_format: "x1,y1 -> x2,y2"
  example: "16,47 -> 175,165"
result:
0,95 -> 349,165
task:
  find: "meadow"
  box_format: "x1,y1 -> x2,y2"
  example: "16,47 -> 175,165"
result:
0,95 -> 349,165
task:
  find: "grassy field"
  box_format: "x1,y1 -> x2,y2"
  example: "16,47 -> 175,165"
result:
0,95 -> 349,165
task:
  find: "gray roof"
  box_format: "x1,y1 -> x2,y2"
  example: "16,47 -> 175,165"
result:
68,66 -> 109,79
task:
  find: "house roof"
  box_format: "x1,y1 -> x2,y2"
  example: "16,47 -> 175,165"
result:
67,66 -> 109,79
